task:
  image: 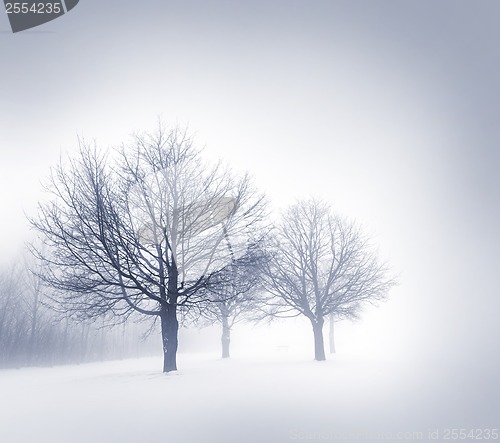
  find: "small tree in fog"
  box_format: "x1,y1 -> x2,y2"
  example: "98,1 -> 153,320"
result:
30,125 -> 265,372
199,242 -> 264,358
259,200 -> 395,361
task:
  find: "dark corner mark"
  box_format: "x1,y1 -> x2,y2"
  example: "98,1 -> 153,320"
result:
4,0 -> 79,33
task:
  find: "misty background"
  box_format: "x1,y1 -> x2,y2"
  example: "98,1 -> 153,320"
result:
0,0 -> 499,432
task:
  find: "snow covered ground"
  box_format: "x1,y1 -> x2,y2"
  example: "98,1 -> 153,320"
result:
1,350 -> 497,443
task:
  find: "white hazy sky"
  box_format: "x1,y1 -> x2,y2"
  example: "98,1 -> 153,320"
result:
1,0 -> 499,416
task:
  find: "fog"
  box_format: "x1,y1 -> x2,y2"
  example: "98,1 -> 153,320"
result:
0,1 -> 499,441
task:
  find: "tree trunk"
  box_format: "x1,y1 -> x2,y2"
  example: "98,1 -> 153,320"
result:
160,303 -> 179,372
312,318 -> 326,361
329,315 -> 336,354
159,253 -> 180,373
221,314 -> 230,358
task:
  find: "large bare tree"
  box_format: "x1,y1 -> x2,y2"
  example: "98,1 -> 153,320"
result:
259,199 -> 395,361
30,126 -> 265,372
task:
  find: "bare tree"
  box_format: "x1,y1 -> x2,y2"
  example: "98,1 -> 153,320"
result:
29,126 -> 266,372
259,199 -> 396,361
198,242 -> 264,358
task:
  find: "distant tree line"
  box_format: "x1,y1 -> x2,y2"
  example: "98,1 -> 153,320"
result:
0,262 -> 157,369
